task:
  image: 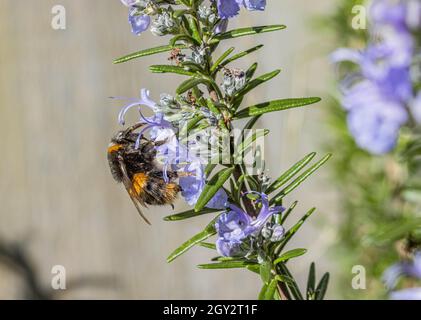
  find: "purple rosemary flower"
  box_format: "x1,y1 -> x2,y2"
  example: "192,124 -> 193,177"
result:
121,0 -> 151,35
116,88 -> 160,126
383,252 -> 421,300
129,8 -> 151,35
243,0 -> 266,11
178,156 -> 228,209
214,19 -> 229,34
216,0 -> 266,19
215,193 -> 284,257
114,88 -> 175,154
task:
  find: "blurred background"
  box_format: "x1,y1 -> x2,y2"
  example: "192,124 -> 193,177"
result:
0,0 -> 341,299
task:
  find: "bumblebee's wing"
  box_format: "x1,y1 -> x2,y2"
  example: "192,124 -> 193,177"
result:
117,157 -> 151,225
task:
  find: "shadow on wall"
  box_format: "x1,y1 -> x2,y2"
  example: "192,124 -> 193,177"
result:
0,236 -> 117,299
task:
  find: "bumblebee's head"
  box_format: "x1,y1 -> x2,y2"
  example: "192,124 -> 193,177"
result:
111,122 -> 146,145
111,130 -> 127,144
108,130 -> 132,155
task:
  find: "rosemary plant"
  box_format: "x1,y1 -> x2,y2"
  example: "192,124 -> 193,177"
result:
114,0 -> 330,300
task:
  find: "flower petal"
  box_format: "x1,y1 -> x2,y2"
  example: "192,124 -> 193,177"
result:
217,0 -> 241,19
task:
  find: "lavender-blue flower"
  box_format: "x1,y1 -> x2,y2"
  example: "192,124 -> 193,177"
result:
215,193 -> 284,257
215,0 -> 266,19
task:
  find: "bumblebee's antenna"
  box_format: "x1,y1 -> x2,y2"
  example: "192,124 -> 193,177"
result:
122,122 -> 145,137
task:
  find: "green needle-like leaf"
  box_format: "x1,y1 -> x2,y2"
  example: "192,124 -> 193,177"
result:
276,208 -> 316,253
187,16 -> 201,44
177,0 -> 191,6
210,47 -> 235,73
198,261 -> 257,269
246,63 -> 258,81
167,219 -> 218,263
149,65 -> 196,76
235,129 -> 270,161
235,69 -> 281,98
215,25 -> 286,41
277,263 -> 304,300
184,115 -> 205,133
271,154 -> 331,204
198,242 -> 216,250
244,115 -> 262,130
258,284 -> 268,300
113,44 -> 186,64
266,152 -> 317,194
315,273 -> 330,300
264,278 -> 279,300
274,248 -> 307,265
260,261 -> 272,284
220,45 -> 264,69
280,201 -> 298,225
170,34 -> 199,46
167,229 -> 216,263
204,163 -> 217,177
195,167 -> 235,212
164,208 -> 221,221
246,264 -> 260,274
234,97 -> 321,120
307,263 -> 316,300
177,78 -> 207,94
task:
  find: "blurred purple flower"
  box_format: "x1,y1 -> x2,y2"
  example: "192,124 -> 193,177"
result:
384,252 -> 421,288
370,0 -> 421,31
216,0 -> 266,19
370,0 -> 409,31
331,0 -> 420,155
390,288 -> 421,300
332,42 -> 413,101
331,35 -> 412,154
383,252 -> 421,300
215,193 -> 284,257
343,80 -> 408,154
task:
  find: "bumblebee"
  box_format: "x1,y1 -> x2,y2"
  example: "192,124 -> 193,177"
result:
107,123 -> 181,224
